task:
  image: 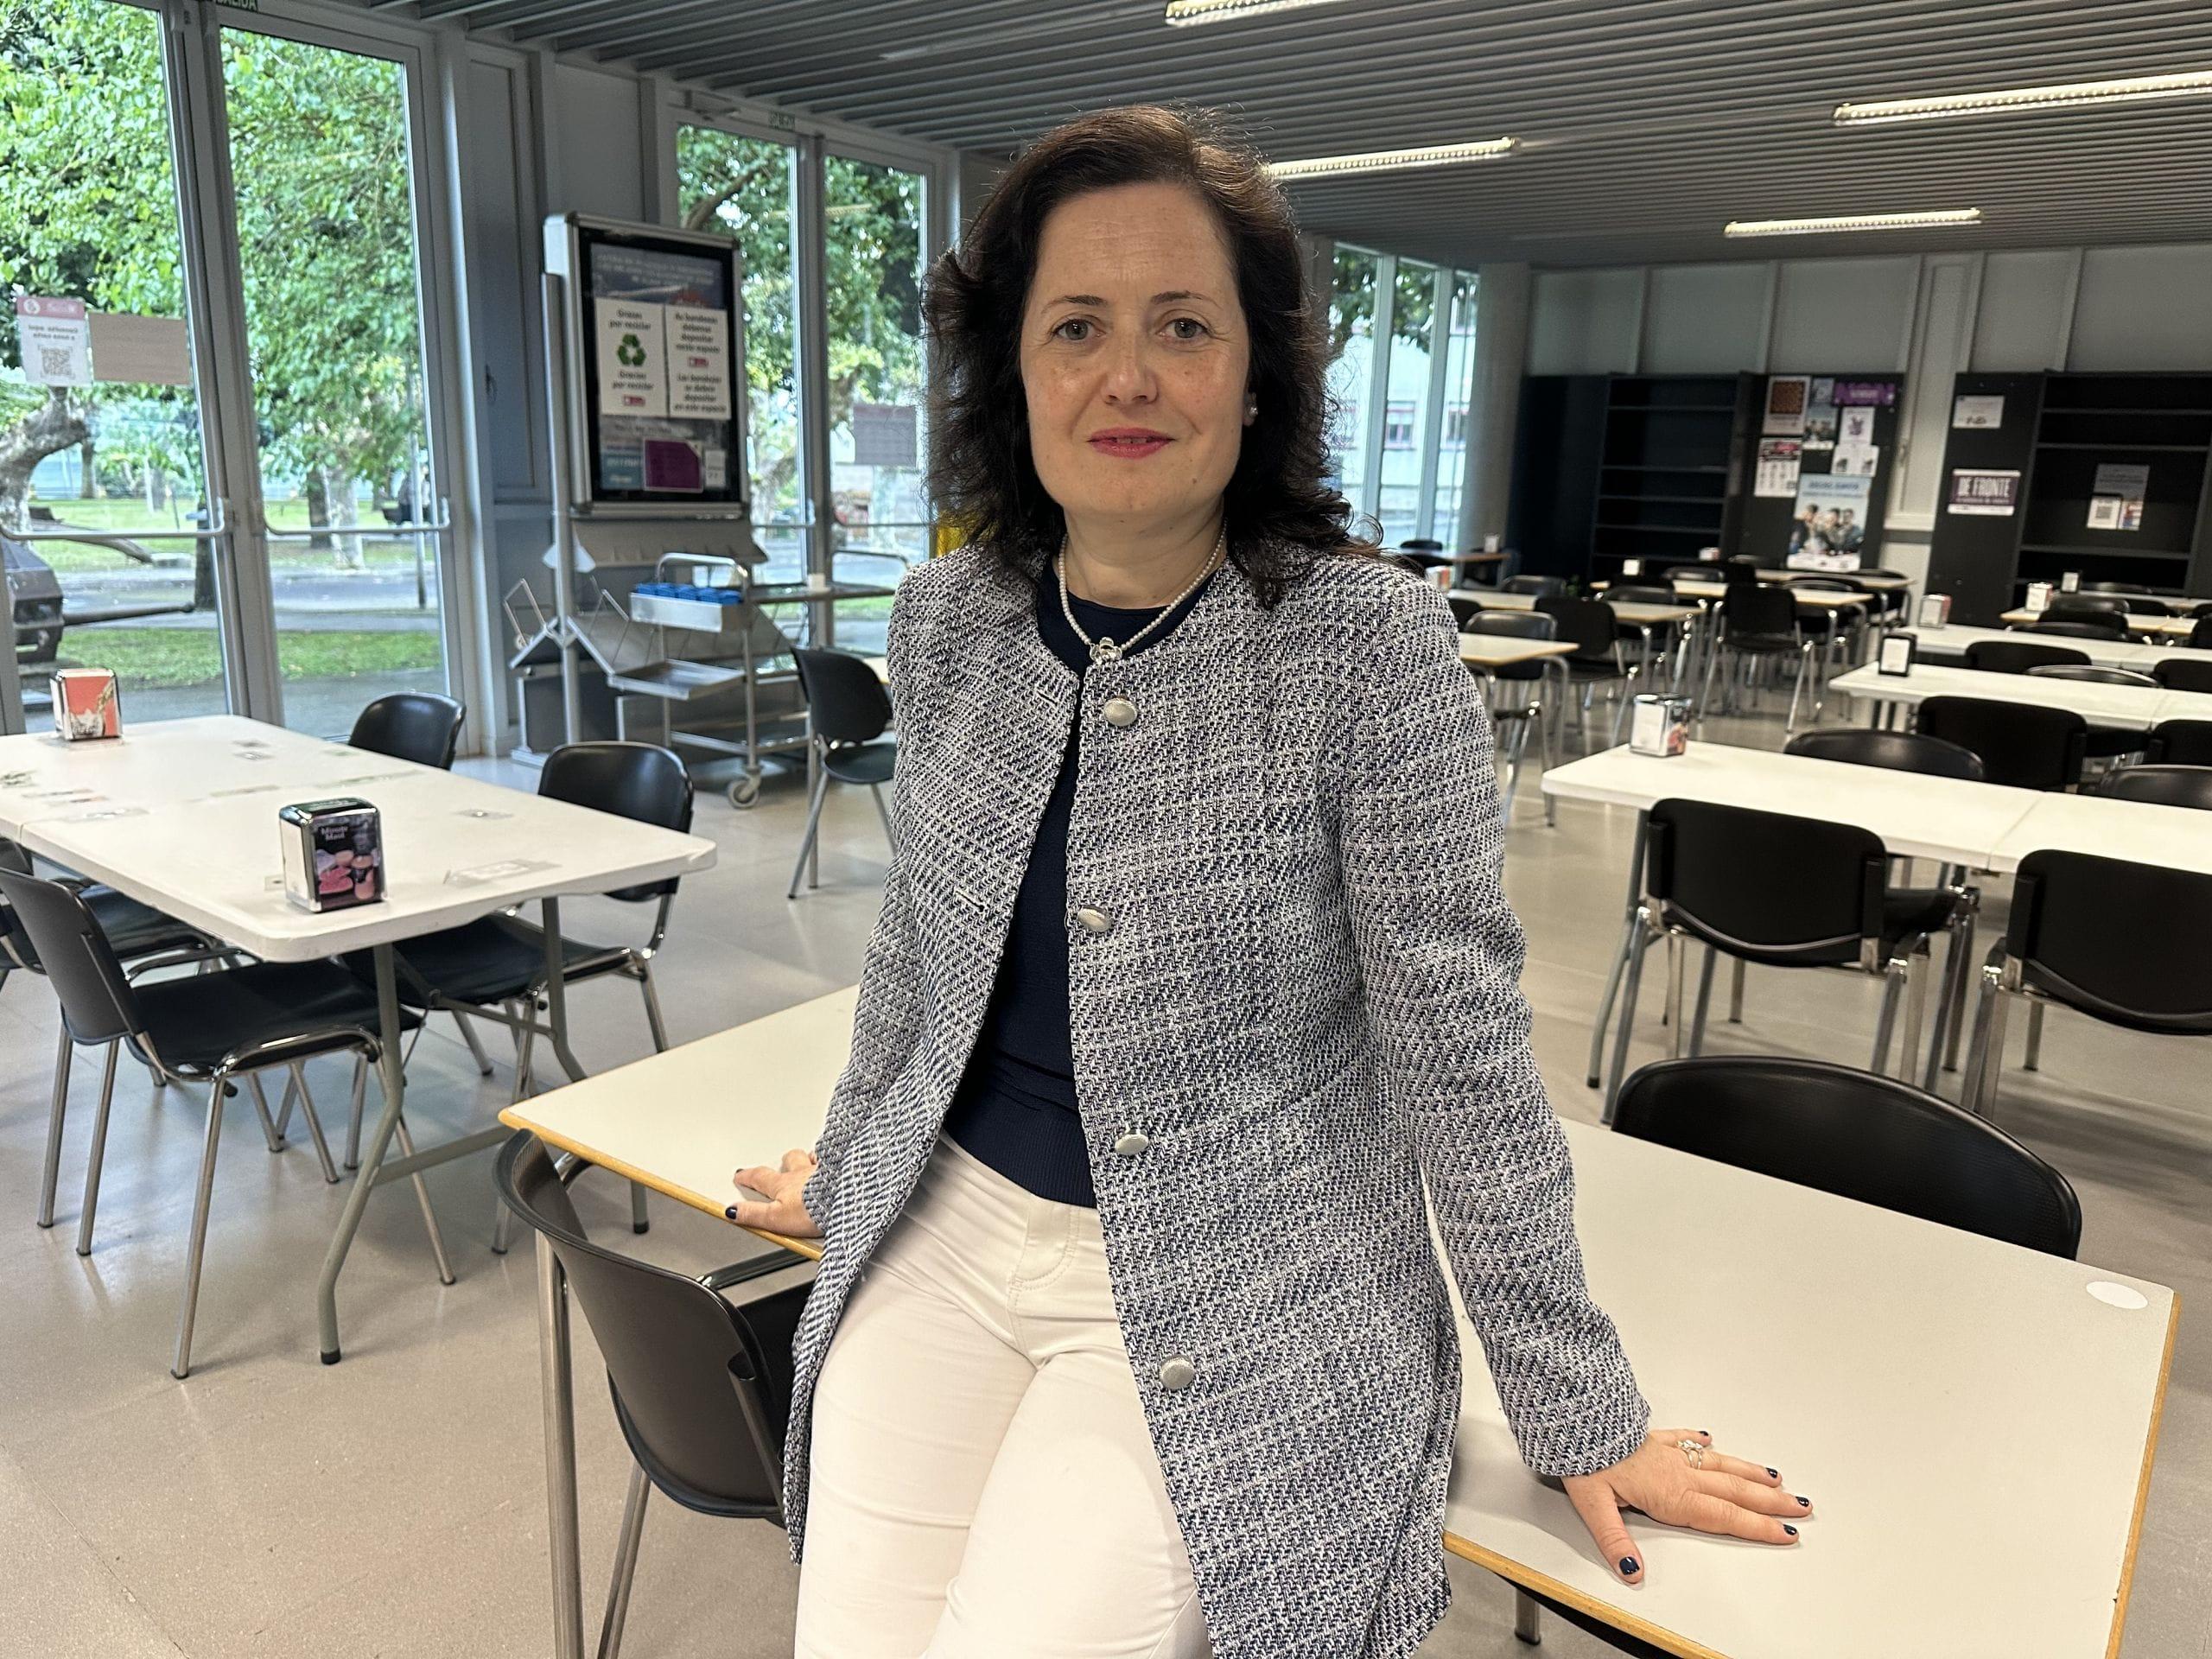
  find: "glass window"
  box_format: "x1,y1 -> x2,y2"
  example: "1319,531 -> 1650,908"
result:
1428,272 -> 1480,542
1376,258 -> 1436,544
1,0 -> 225,725
823,154 -> 928,655
1325,246 -> 1380,518
677,124 -> 805,583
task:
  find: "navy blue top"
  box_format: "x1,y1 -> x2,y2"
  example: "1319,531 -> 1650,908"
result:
939,563 -> 1216,1207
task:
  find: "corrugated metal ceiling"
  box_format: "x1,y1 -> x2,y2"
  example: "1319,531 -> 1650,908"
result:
358,0 -> 2212,266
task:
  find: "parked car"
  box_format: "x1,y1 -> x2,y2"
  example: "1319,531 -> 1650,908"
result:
3,535 -> 66,664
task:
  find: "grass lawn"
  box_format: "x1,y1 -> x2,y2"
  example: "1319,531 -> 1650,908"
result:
73,627 -> 442,690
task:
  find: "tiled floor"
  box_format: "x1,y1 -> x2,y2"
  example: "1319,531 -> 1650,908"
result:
0,688 -> 2204,1657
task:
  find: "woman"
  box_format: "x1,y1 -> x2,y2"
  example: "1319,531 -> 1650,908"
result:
734,106 -> 1805,1659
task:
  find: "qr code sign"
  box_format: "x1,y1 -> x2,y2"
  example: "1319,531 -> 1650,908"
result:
37,346 -> 73,378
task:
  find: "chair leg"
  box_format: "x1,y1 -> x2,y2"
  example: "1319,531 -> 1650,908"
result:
491,1012 -> 539,1257
1729,956 -> 1745,1024
1514,1586 -> 1542,1646
453,1009 -> 496,1077
345,1055 -> 366,1173
246,1072 -> 286,1154
271,1068 -> 297,1141
597,1462 -> 652,1659
174,1070 -> 232,1379
1962,963 -> 2009,1117
1870,958 -> 1907,1075
390,1109 -> 456,1287
1925,907 -> 1972,1093
869,782 -> 897,854
1665,931 -> 1687,1056
1604,911 -> 1656,1122
1689,945 -> 1718,1056
74,1040 -> 122,1257
1784,641 -> 1813,734
288,1063 -> 341,1185
37,1023 -> 73,1230
785,765 -> 834,901
2023,1002 -> 2045,1072
1899,948 -> 1929,1084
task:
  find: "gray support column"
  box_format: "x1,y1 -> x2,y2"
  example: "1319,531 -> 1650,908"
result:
795,132 -> 833,594
1457,262 -> 1532,554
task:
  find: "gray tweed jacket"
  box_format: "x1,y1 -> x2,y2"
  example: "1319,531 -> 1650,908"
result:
785,543 -> 1649,1658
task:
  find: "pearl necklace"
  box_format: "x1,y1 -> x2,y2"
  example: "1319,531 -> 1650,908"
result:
1054,525 -> 1226,665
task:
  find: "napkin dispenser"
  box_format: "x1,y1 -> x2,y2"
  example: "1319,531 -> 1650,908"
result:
52,668 -> 121,741
278,798 -> 385,912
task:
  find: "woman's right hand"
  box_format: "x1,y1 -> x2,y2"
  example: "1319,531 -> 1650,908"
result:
728,1149 -> 824,1239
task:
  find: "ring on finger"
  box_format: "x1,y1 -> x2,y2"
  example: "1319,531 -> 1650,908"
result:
1675,1437 -> 1707,1469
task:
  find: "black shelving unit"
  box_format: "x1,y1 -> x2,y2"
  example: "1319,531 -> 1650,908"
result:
1928,372 -> 2212,623
1588,374 -> 1754,574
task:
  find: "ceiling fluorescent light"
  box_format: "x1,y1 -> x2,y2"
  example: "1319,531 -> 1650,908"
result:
1836,69 -> 2212,126
1165,0 -> 1349,25
1268,138 -> 1516,181
1725,208 -> 1982,238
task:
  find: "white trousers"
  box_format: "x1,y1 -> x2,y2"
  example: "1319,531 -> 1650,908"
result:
793,1133 -> 1212,1659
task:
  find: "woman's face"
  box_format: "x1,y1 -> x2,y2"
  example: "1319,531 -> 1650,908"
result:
1019,181 -> 1253,535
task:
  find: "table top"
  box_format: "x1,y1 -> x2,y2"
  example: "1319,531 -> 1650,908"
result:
1999,791 -> 2212,879
505,985 -> 2174,1659
1910,625 -> 2212,672
0,715 -> 717,963
1459,634 -> 1579,667
1454,590 -> 1701,626
1762,567 -> 1912,591
1670,581 -> 1873,609
2001,608 -> 2202,639
1443,1120 -> 2174,1659
1828,663 -> 2212,730
1539,741 -> 2044,867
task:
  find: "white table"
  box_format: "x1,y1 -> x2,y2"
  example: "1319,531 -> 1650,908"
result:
0,715 -> 716,1366
1760,566 -> 1912,592
1910,625 -> 2212,673
1998,791 -> 2212,879
1670,580 -> 1875,613
1829,663 -> 2212,731
1464,590 -> 1702,629
505,988 -> 2174,1659
2002,607 -> 2203,639
1446,1122 -> 2174,1659
1459,634 -> 1578,668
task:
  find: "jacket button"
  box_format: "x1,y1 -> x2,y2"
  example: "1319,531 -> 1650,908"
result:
1074,906 -> 1113,935
1103,696 -> 1138,728
1157,1357 -> 1196,1390
1112,1131 -> 1151,1157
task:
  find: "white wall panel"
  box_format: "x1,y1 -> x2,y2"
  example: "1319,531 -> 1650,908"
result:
1770,257 -> 1918,372
549,64 -> 644,221
2069,245 -> 2212,371
1641,263 -> 1770,372
1971,249 -> 2075,372
1527,268 -> 1641,374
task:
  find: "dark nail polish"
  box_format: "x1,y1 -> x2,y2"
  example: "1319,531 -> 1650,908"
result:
1783,1524 -> 1798,1537
1796,1496 -> 1810,1507
1619,1556 -> 1639,1577
723,1205 -> 739,1220
1766,1466 -> 1778,1478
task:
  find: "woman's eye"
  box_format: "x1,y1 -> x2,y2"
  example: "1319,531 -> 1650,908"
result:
1052,318 -> 1093,341
1167,317 -> 1210,340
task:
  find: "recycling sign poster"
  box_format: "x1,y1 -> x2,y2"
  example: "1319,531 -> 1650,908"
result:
595,300 -> 668,418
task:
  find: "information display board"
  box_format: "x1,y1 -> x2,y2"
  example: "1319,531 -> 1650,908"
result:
548,215 -> 747,512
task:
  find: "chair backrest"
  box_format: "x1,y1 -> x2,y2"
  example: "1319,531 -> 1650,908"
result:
793,647 -> 895,747
1464,609 -> 1556,640
1607,585 -> 1674,606
494,1134 -> 795,1520
1498,575 -> 1563,597
2024,663 -> 2159,688
1916,696 -> 2087,791
2120,595 -> 2177,615
2151,658 -> 2212,694
1787,575 -> 1857,591
1535,594 -> 1618,660
1397,537 -> 1445,553
1719,557 -> 1762,586
1962,639 -> 2088,676
2190,617 -> 2212,649
1613,1057 -> 2082,1257
2047,593 -> 2130,615
349,693 -> 466,770
1783,727 -> 1986,781
2147,718 -> 2212,766
2007,850 -> 2212,1033
0,871 -> 144,1045
1646,798 -> 1885,968
537,741 -> 695,903
2026,616 -> 2130,640
2079,581 -> 2146,594
1720,582 -> 1796,636
2096,764 -> 2212,811
1446,594 -> 1483,631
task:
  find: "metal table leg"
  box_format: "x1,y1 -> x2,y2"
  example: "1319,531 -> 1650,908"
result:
315,942 -> 409,1364
537,1233 -> 585,1659
1584,810 -> 1650,1088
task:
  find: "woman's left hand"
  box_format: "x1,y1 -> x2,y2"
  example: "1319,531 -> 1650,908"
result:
1562,1427 -> 1811,1584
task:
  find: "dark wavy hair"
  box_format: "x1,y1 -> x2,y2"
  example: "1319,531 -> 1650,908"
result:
924,105 -> 1380,606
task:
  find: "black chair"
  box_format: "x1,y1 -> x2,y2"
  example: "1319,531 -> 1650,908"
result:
1614,1057 -> 2081,1257
2097,765 -> 2212,811
2024,664 -> 2158,688
1536,595 -> 1639,748
2190,616 -> 2212,644
2026,615 -> 2131,640
2147,719 -> 2212,766
1395,537 -> 1448,571
1863,569 -> 1914,624
1446,593 -> 1484,632
1783,727 -> 1985,781
0,870 -> 429,1377
1462,611 -> 1561,822
350,692 -> 465,770
1963,640 -> 2088,676
2047,594 -> 2131,616
2080,581 -> 2147,595
1966,851 -> 2212,1116
1700,583 -> 1818,732
496,1131 -> 810,1659
1605,586 -> 1689,684
1605,800 -> 1945,1113
1916,696 -> 2087,791
1499,574 -> 1564,598
790,647 -> 899,900
2117,596 -> 2177,616
2159,657 -> 2212,693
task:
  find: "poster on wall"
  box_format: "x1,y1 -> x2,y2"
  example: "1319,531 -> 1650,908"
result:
1763,374 -> 1810,435
1952,394 -> 2005,429
581,231 -> 742,505
1832,379 -> 1897,407
2088,462 -> 2148,531
12,296 -> 92,387
664,306 -> 734,419
1787,474 -> 1872,568
1831,446 -> 1882,477
1947,468 -> 2021,516
594,299 -> 668,418
1754,437 -> 1802,497
1803,378 -> 1839,449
